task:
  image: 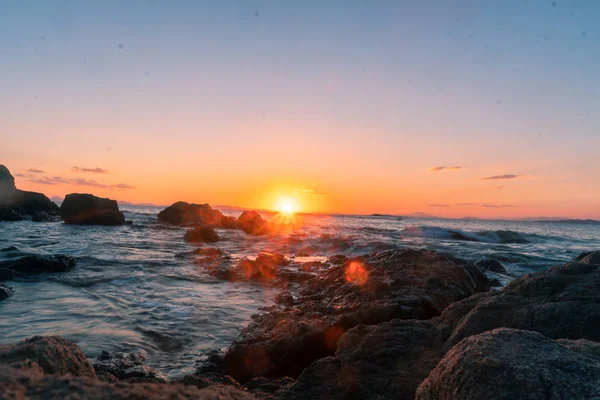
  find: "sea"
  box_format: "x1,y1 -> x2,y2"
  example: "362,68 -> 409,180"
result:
1,205 -> 599,379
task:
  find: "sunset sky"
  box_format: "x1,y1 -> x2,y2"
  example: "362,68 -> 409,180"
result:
1,1 -> 599,218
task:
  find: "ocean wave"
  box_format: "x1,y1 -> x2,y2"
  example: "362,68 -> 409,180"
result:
399,226 -> 532,244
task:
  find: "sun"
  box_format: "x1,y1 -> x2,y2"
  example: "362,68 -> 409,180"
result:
275,196 -> 299,215
281,202 -> 294,214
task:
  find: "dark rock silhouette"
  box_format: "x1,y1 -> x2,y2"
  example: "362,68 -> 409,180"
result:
184,225 -> 221,243
237,210 -> 273,235
0,283 -> 13,300
60,193 -> 125,225
475,259 -> 507,274
0,255 -> 76,280
158,202 -> 236,228
198,249 -> 490,384
0,165 -> 61,222
416,328 -> 600,400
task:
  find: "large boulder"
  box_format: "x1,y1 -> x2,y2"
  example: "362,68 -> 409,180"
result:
199,249 -> 490,383
0,336 -> 96,378
184,225 -> 220,243
416,328 -> 600,400
158,202 -> 236,227
279,250 -> 600,400
0,255 -> 76,280
0,165 -> 60,222
60,193 -> 125,225
237,211 -> 272,235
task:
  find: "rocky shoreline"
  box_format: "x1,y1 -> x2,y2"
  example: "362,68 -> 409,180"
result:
2,162 -> 600,398
1,247 -> 600,399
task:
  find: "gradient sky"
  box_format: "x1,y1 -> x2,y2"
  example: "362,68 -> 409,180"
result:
1,0 -> 599,218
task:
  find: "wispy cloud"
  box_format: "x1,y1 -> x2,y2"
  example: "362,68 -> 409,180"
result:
29,176 -> 134,190
72,166 -> 111,174
480,174 -> 519,180
292,187 -> 330,196
27,168 -> 45,174
429,166 -> 463,172
14,173 -> 27,178
429,202 -> 517,208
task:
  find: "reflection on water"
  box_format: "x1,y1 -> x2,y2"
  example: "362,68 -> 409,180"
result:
1,206 -> 599,378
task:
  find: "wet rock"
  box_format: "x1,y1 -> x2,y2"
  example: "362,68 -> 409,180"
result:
475,259 -> 507,274
416,328 -> 600,400
327,255 -> 348,265
184,225 -> 220,243
245,376 -> 295,399
274,292 -> 295,307
489,278 -> 502,287
0,336 -> 96,378
180,371 -> 244,390
158,201 -> 234,227
237,210 -> 272,235
0,207 -> 24,221
93,350 -> 166,383
206,249 -> 489,383
281,320 -> 446,400
0,255 -> 76,280
60,193 -> 125,225
0,283 -> 13,300
0,246 -> 18,252
209,253 -> 290,283
440,250 -> 600,350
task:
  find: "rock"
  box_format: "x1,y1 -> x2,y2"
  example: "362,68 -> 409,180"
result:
0,164 -> 16,198
208,253 -> 290,283
440,250 -> 600,350
158,202 -> 235,227
416,328 -> 600,400
180,371 -> 244,390
0,255 -> 76,280
204,249 -> 489,383
0,283 -> 13,300
245,376 -> 295,399
475,259 -> 507,274
489,278 -> 502,287
93,350 -> 166,383
281,320 -> 446,400
274,292 -> 295,307
0,336 -> 257,400
0,246 -> 18,252
237,210 -> 272,235
60,193 -> 125,225
184,225 -> 220,243
0,336 -> 96,378
0,207 -> 24,221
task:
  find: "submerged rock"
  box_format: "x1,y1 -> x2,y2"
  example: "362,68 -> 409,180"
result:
201,249 -> 490,383
416,328 -> 600,400
0,283 -> 13,300
93,351 -> 166,383
209,253 -> 290,283
0,165 -> 61,222
475,258 -> 507,274
158,201 -> 235,227
184,225 -> 221,243
60,193 -> 125,225
0,255 -> 76,280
